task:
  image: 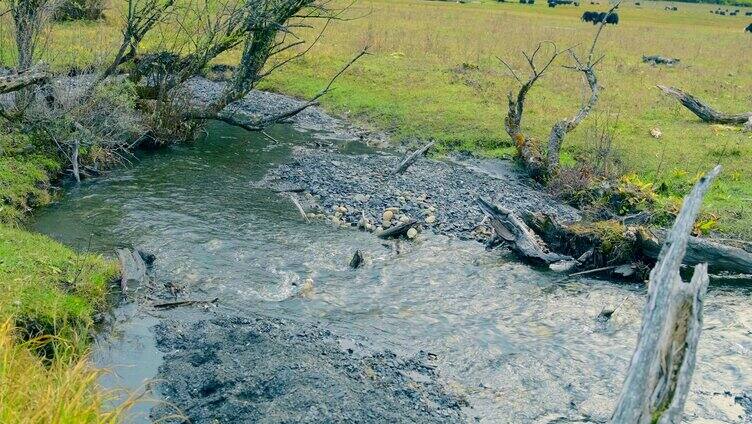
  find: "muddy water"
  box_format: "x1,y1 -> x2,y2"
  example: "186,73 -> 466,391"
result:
33,122 -> 751,423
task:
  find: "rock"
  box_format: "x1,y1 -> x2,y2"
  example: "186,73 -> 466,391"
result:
407,228 -> 418,239
383,220 -> 392,228
350,250 -> 364,269
300,277 -> 314,298
426,215 -> 436,224
353,194 -> 369,203
650,127 -> 662,139
383,210 -> 394,222
337,205 -> 348,214
399,215 -> 410,224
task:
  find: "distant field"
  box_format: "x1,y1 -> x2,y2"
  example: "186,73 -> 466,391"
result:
1,0 -> 751,237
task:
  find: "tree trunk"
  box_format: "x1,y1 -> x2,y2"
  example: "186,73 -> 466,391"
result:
611,165 -> 720,424
0,68 -> 49,95
657,85 -> 752,129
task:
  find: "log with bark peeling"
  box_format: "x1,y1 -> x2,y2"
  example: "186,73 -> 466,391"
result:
611,165 -> 719,424
477,197 -> 573,266
657,85 -> 752,130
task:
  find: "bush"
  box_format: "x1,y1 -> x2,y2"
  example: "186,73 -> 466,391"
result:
54,0 -> 105,21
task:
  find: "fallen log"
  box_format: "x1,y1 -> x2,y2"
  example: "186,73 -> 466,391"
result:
393,141 -> 435,175
0,68 -> 49,95
153,297 -> 219,309
116,248 -> 148,292
289,194 -> 309,222
477,197 -> 572,266
378,219 -> 417,239
611,166 -> 719,424
657,85 -> 752,130
639,227 -> 752,275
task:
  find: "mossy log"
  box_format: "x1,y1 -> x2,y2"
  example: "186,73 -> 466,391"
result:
523,210 -> 752,276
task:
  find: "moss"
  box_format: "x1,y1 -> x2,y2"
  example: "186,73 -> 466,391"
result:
0,132 -> 62,226
0,226 -> 118,345
569,220 -> 637,264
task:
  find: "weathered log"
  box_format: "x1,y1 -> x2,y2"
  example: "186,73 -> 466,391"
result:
657,85 -> 752,129
116,248 -> 148,292
393,141 -> 435,175
153,297 -> 218,309
642,55 -> 679,66
289,194 -> 309,222
477,197 -> 573,266
639,227 -> 752,275
611,165 -> 719,424
378,219 -> 417,239
0,68 -> 49,95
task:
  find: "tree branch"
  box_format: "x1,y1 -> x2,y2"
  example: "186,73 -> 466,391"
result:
657,85 -> 752,131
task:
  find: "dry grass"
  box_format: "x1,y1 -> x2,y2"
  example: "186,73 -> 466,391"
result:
0,320 -> 134,424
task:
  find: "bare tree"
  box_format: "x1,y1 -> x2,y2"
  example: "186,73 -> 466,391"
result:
499,2 -> 617,179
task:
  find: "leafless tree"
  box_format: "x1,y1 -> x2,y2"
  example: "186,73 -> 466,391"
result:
499,2 -> 617,180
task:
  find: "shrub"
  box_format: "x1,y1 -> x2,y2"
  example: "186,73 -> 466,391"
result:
54,0 -> 105,21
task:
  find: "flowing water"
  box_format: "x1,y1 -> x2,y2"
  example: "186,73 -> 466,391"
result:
32,122 -> 752,423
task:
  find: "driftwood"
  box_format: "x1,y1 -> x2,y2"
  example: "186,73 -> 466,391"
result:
639,228 -> 752,275
393,141 -> 435,174
289,194 -> 309,222
153,297 -> 219,309
116,248 -> 148,292
611,165 -> 719,423
657,85 -> 752,131
642,55 -> 679,66
378,219 -> 417,239
477,197 -> 573,266
0,68 -> 49,95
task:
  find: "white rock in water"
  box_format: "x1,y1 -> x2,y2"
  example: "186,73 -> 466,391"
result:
407,228 -> 418,239
382,219 -> 392,228
337,205 -> 348,214
426,215 -> 436,224
383,210 -> 394,222
399,215 -> 410,224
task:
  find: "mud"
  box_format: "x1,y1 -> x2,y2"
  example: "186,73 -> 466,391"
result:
151,315 -> 467,423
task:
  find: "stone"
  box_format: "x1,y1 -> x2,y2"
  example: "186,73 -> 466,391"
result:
407,228 -> 418,239
426,215 -> 436,224
382,210 -> 394,222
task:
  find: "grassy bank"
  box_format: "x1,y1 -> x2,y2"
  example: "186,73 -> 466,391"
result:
0,128 -> 124,420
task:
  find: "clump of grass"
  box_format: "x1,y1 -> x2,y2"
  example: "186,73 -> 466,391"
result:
0,226 -> 117,339
0,319 -> 132,423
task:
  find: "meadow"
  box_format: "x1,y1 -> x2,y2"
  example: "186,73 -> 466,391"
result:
2,0 -> 751,238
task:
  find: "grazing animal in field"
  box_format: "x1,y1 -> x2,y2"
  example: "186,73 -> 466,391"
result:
635,1 -> 640,5
746,23 -> 752,33
582,10 -> 618,24
746,11 -> 752,16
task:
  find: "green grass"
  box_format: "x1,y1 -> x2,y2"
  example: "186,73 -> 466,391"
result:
0,225 -> 118,343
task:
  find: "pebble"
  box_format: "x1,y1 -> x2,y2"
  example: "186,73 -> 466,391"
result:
383,210 -> 394,222
337,205 -> 348,214
399,215 -> 410,224
426,215 -> 436,224
382,220 -> 392,228
407,228 -> 418,239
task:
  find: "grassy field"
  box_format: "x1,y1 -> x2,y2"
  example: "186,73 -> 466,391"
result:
1,0 -> 751,240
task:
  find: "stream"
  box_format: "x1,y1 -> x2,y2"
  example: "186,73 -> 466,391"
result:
32,121 -> 752,423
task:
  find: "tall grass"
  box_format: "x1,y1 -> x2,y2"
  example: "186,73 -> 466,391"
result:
0,320 -> 133,423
